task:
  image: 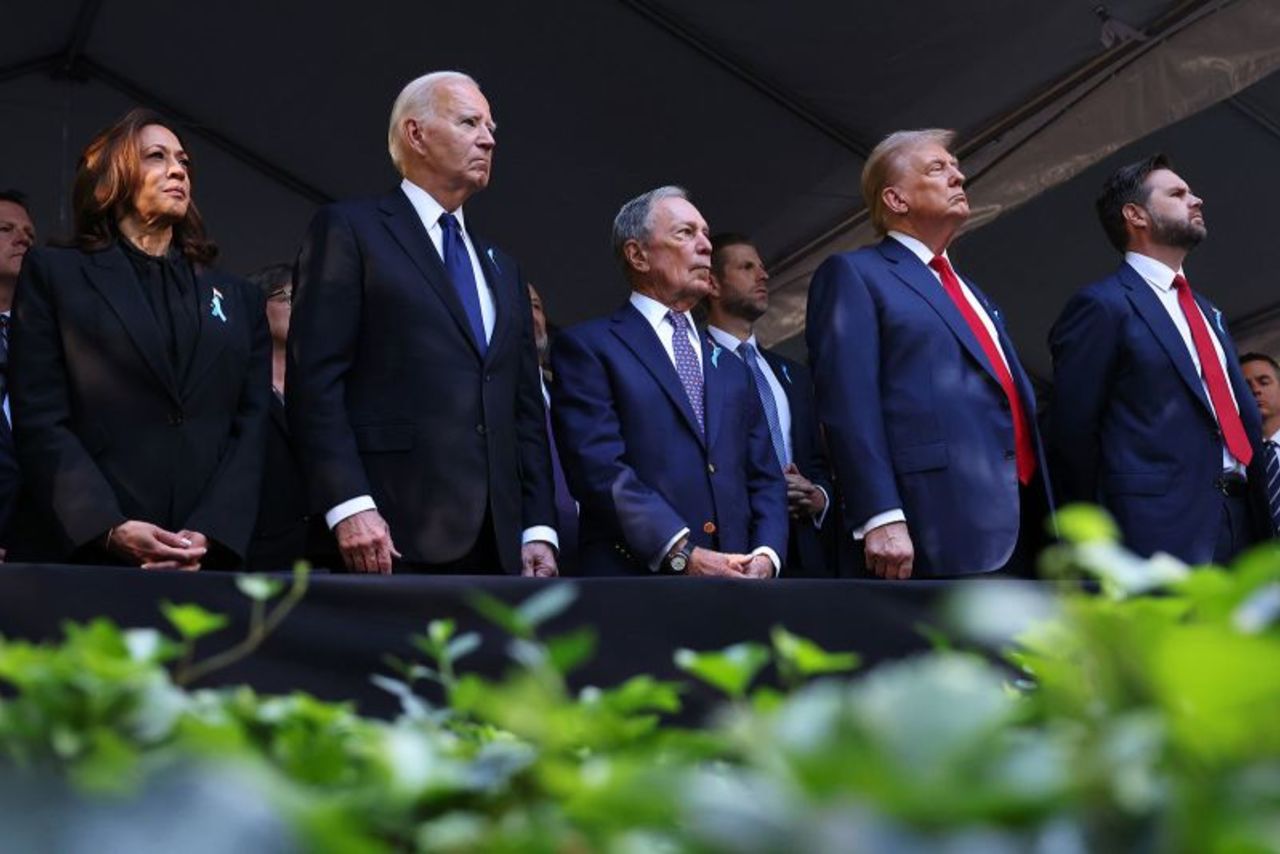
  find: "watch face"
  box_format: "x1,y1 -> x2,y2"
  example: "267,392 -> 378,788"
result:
669,553 -> 688,573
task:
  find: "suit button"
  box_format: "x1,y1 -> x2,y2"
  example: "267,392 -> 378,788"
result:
1004,449 -> 1015,460
703,522 -> 716,534
476,424 -> 486,436
707,463 -> 717,474
168,411 -> 184,426
484,374 -> 493,382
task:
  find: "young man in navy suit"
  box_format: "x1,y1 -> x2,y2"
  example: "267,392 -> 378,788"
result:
550,187 -> 787,578
807,129 -> 1053,579
289,71 -> 557,576
703,234 -> 834,577
1050,155 -> 1265,564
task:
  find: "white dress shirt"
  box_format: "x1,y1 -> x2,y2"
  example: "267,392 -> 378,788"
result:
855,232 -> 1012,539
326,180 -> 556,552
628,292 -> 780,575
705,324 -> 829,530
1124,251 -> 1244,475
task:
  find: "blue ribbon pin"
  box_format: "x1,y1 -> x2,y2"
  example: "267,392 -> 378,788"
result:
210,287 -> 228,323
1212,307 -> 1225,335
781,363 -> 793,385
710,344 -> 722,369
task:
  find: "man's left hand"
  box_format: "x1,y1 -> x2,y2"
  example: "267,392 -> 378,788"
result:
521,541 -> 559,578
731,553 -> 776,580
784,463 -> 827,519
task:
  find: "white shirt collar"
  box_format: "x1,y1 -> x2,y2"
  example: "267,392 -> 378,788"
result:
706,324 -> 755,353
888,230 -> 951,267
629,291 -> 696,333
400,178 -> 467,231
1124,251 -> 1183,292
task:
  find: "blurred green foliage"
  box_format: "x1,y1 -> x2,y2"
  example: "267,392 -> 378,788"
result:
0,508 -> 1278,852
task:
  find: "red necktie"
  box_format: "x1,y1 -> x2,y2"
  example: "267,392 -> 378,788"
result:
929,256 -> 1037,484
1173,274 -> 1252,466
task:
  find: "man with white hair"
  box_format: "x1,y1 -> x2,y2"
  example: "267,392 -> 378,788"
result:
806,129 -> 1052,579
288,71 -> 558,575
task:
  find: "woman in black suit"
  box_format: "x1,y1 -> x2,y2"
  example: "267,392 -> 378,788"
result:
9,108 -> 269,569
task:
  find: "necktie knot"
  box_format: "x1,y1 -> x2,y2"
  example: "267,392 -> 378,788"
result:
738,340 -> 757,359
439,211 -> 461,233
928,255 -> 952,277
1173,273 -> 1190,293
666,310 -> 690,332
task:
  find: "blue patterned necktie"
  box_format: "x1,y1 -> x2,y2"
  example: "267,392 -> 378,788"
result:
665,311 -> 704,433
438,212 -> 487,354
1266,440 -> 1280,536
739,342 -> 788,468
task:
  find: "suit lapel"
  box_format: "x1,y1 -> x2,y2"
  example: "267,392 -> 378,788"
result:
701,335 -> 723,449
759,347 -> 798,411
473,233 -> 509,365
611,303 -> 705,446
1119,264 -> 1213,418
877,239 -> 1002,388
182,269 -> 230,396
378,189 -> 484,360
1195,291 -> 1264,444
83,245 -> 179,400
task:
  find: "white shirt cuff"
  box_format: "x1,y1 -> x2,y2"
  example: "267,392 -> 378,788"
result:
325,495 -> 377,529
752,546 -> 782,577
852,509 -> 905,540
811,486 -> 831,530
522,526 -> 559,551
650,527 -> 691,573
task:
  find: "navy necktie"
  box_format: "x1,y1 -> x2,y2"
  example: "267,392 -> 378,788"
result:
665,311 -> 704,433
1266,440 -> 1280,536
739,342 -> 788,468
0,314 -> 9,413
439,212 -> 487,354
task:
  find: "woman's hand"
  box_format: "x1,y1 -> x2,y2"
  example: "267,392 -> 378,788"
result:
108,521 -> 207,570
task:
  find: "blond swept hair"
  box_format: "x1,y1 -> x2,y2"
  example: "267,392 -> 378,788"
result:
861,128 -> 956,235
387,70 -> 480,175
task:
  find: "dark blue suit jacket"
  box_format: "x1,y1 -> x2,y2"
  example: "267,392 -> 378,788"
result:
806,237 -> 1052,577
1048,262 -> 1265,563
550,302 -> 788,577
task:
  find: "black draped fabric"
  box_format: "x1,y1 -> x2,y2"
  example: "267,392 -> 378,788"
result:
118,236 -> 200,381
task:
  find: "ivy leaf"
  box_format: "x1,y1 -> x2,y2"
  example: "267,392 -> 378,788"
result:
159,602 -> 229,641
1054,504 -> 1120,544
516,583 -> 578,629
675,643 -> 770,699
235,575 -> 284,602
468,592 -> 526,637
445,632 -> 481,664
770,627 -> 859,679
545,628 -> 595,675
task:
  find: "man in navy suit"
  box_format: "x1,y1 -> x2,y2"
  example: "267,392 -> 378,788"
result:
703,233 -> 834,577
0,190 -> 35,556
806,129 -> 1052,579
1050,154 -> 1264,564
550,186 -> 787,578
289,71 -> 557,575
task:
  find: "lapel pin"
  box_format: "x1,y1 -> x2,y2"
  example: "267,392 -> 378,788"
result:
485,246 -> 499,273
1212,307 -> 1225,335
781,363 -> 793,385
710,343 -> 722,369
210,287 -> 228,323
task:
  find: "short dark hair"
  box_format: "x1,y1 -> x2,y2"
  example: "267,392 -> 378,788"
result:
1096,153 -> 1173,253
1241,352 -> 1280,374
710,232 -> 754,279
0,189 -> 30,212
246,262 -> 293,298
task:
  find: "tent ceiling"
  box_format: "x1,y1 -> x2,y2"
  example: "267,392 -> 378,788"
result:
1,0 -> 1265,349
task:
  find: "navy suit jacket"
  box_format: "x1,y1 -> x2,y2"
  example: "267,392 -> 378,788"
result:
756,347 -> 836,577
550,302 -> 788,577
806,237 -> 1052,577
288,188 -> 555,572
1048,262 -> 1265,563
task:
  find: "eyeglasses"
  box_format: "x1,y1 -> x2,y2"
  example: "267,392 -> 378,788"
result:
267,289 -> 293,305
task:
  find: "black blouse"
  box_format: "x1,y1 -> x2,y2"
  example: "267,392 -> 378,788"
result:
118,236 -> 200,380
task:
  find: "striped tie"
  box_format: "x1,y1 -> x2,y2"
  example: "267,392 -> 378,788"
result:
739,342 -> 788,468
1266,440 -> 1280,536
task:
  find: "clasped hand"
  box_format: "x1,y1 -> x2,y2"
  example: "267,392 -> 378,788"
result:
108,521 -> 208,570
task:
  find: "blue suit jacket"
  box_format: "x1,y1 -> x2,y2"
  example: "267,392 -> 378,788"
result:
550,302 -> 788,576
806,237 -> 1052,577
1048,263 -> 1265,563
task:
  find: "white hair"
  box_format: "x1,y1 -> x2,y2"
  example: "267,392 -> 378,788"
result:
387,70 -> 480,175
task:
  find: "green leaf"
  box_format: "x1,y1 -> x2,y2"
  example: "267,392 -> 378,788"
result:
675,643 -> 770,699
159,601 -> 229,641
1053,503 -> 1120,544
515,582 -> 578,629
235,574 -> 284,602
770,627 -> 859,679
546,628 -> 596,675
428,618 -> 456,648
468,591 -> 526,637
445,632 -> 481,664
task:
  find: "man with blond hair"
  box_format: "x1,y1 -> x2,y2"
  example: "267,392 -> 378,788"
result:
806,129 -> 1052,578
289,71 -> 558,576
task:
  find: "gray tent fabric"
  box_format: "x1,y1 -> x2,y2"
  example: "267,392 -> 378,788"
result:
2,0 -> 1278,366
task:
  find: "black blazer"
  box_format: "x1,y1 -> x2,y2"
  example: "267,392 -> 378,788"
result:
759,348 -> 836,577
246,395 -> 332,571
287,188 -> 555,573
8,243 -> 270,564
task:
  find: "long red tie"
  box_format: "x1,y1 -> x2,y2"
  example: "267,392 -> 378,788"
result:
929,256 -> 1036,485
1173,274 -> 1252,466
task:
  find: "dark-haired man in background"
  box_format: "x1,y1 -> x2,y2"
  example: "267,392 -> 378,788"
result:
0,191 -> 35,554
1050,154 -> 1265,564
703,233 -> 833,576
1241,352 -> 1280,538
